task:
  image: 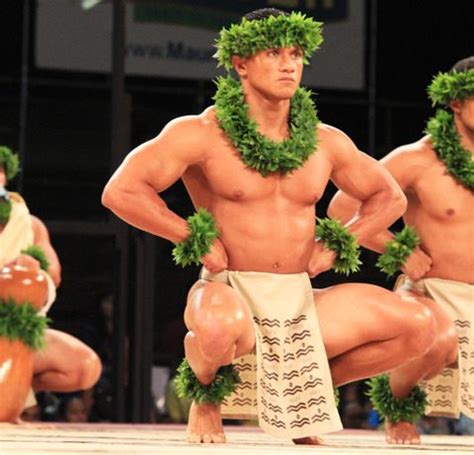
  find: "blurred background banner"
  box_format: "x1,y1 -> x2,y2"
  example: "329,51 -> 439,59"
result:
35,0 -> 365,89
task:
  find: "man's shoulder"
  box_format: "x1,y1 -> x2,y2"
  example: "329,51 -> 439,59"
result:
316,123 -> 355,159
317,122 -> 350,143
8,192 -> 26,205
382,136 -> 436,167
380,137 -> 439,187
163,107 -> 219,139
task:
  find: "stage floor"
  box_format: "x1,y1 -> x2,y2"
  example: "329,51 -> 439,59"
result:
0,423 -> 472,455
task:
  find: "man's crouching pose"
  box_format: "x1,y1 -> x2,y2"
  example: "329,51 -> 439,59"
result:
0,146 -> 102,421
329,57 -> 474,444
102,9 -> 437,444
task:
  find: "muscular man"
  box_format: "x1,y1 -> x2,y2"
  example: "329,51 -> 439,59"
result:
103,9 -> 436,444
0,146 -> 102,416
329,57 -> 474,443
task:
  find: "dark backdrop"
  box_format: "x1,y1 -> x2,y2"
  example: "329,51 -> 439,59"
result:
0,0 -> 472,421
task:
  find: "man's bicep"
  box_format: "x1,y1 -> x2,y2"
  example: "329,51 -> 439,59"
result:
380,149 -> 416,191
331,147 -> 396,201
113,118 -> 204,193
327,191 -> 362,223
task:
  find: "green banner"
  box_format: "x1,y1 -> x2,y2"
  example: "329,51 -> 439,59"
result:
134,1 -> 348,30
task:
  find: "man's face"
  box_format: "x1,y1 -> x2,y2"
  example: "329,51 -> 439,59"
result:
452,96 -> 474,134
238,46 -> 304,100
0,166 -> 6,188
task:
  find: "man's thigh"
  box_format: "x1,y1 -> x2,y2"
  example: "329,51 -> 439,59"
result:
33,329 -> 94,375
184,279 -> 255,358
313,282 -> 428,359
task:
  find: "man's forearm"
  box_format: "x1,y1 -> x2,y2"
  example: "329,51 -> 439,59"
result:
356,229 -> 395,254
102,184 -> 189,243
340,188 -> 405,249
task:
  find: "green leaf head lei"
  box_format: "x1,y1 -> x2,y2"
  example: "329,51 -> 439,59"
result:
427,69 -> 474,107
428,69 -> 474,106
215,11 -> 323,70
0,145 -> 20,181
425,61 -> 474,191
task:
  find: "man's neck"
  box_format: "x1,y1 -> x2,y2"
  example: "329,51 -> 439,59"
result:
242,84 -> 291,142
454,116 -> 474,156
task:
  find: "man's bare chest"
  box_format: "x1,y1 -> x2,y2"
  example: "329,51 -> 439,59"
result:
413,163 -> 474,222
196,142 -> 331,205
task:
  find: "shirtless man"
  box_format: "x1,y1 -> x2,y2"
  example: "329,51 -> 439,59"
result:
102,9 -> 436,444
0,147 -> 102,414
329,57 -> 474,443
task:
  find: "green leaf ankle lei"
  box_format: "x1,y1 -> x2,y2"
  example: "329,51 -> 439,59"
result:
172,208 -> 219,267
214,76 -> 319,176
175,358 -> 241,405
367,374 -> 427,424
316,218 -> 361,275
376,226 -> 420,277
0,298 -> 49,351
425,109 -> 474,191
21,245 -> 50,272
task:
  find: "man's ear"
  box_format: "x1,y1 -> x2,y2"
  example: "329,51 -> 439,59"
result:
232,55 -> 247,78
450,99 -> 462,114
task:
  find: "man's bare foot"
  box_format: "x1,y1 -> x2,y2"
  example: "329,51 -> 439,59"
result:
385,420 -> 420,444
293,436 -> 324,445
187,402 -> 226,443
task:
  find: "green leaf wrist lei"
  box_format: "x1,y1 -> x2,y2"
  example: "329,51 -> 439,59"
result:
175,358 -> 241,405
172,208 -> 219,267
0,298 -> 49,351
316,218 -> 361,275
215,12 -> 323,70
376,226 -> 420,277
21,245 -> 51,272
367,374 -> 427,424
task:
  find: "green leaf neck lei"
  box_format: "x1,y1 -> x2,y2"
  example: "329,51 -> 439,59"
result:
213,76 -> 319,177
425,109 -> 474,191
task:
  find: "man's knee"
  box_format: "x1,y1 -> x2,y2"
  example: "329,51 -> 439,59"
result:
441,325 -> 459,366
186,282 -> 250,353
402,301 -> 436,358
75,349 -> 102,390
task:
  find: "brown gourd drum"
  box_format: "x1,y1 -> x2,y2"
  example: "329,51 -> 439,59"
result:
0,265 -> 48,422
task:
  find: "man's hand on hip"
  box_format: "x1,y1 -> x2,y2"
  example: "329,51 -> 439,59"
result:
401,247 -> 432,282
201,238 -> 228,274
307,241 -> 336,278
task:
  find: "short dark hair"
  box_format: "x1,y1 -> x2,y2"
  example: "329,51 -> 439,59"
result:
451,56 -> 474,72
244,8 -> 288,22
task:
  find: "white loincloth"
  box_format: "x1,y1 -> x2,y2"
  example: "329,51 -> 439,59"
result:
200,268 -> 342,439
395,275 -> 474,419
